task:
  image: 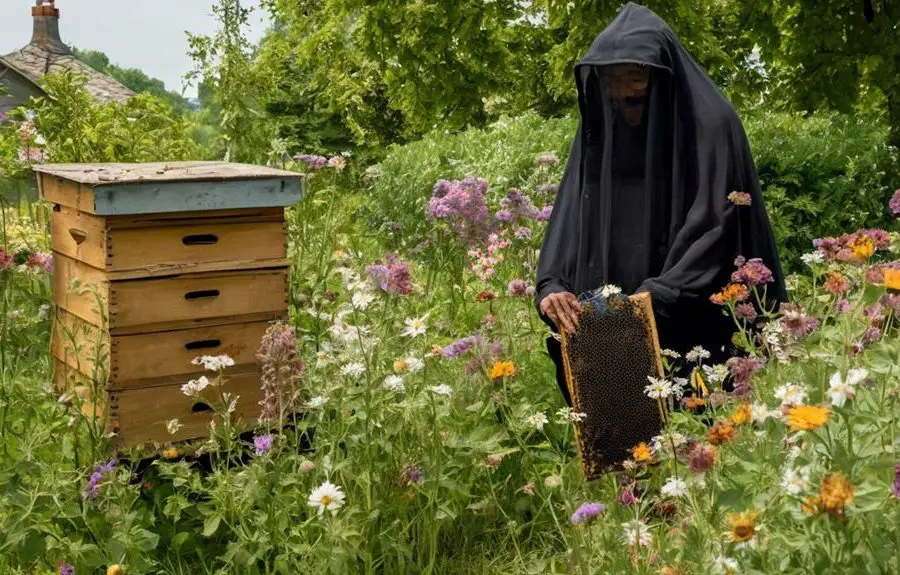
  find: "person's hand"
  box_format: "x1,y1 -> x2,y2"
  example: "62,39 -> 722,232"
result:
539,292 -> 581,335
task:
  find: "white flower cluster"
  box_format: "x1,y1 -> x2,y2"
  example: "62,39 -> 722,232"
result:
644,376 -> 685,400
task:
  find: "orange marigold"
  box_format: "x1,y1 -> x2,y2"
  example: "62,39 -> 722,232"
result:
489,360 -> 517,381
631,442 -> 655,464
728,510 -> 759,543
730,403 -> 752,425
817,472 -> 855,517
786,405 -> 830,432
707,420 -> 737,445
684,396 -> 707,410
710,283 -> 750,305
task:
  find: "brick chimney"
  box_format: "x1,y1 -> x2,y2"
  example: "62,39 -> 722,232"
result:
30,1 -> 71,55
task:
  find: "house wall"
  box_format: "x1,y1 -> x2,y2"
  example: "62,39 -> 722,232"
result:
0,64 -> 44,119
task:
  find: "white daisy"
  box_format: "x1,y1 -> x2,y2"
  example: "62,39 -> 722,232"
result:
828,368 -> 868,408
661,477 -> 689,498
429,384 -> 453,397
644,376 -> 675,399
383,375 -> 406,393
750,402 -> 779,424
525,411 -> 549,430
712,556 -> 739,574
781,466 -> 811,495
774,382 -> 807,407
181,376 -> 210,397
351,291 -> 375,310
166,419 -> 183,435
307,481 -> 346,516
192,354 -> 235,371
621,519 -> 652,547
685,346 -> 711,363
800,251 -> 825,266
555,407 -> 587,424
406,357 -> 425,373
600,284 -> 622,297
401,315 -> 428,338
340,362 -> 367,378
306,395 -> 329,409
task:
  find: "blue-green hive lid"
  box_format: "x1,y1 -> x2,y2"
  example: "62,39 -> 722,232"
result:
33,161 -> 305,216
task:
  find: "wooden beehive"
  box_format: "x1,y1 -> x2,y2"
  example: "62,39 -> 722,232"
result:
35,161 -> 304,448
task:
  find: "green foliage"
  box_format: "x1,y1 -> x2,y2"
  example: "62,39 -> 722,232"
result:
186,0 -> 275,163
23,72 -> 202,164
71,47 -> 192,112
364,110 -> 899,272
743,1 -> 900,146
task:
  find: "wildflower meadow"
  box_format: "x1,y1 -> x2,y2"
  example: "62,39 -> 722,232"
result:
2,119 -> 900,573
2,1 -> 900,573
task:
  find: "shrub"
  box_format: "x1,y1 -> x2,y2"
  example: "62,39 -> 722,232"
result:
365,110 -> 899,272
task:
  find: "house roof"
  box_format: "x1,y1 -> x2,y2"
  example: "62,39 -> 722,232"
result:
1,2 -> 134,104
1,44 -> 134,103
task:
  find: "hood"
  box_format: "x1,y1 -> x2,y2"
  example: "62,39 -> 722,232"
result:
577,2 -> 675,73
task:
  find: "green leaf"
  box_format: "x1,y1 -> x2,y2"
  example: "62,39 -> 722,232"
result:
203,514 -> 222,538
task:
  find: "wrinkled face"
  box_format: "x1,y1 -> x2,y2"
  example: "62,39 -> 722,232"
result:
600,64 -> 650,126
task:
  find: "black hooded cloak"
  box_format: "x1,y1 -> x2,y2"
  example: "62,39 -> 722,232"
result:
536,3 -> 787,402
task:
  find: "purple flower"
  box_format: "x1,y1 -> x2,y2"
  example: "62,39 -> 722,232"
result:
731,258 -> 774,286
254,434 -> 274,455
534,205 -> 553,222
734,303 -> 757,323
570,501 -> 606,524
507,279 -> 529,297
256,322 -> 305,424
779,303 -> 820,338
84,459 -> 116,499
861,326 -> 882,345
366,256 -> 413,295
397,463 -> 425,487
427,176 -> 491,241
836,299 -> 851,314
890,189 -> 900,217
26,252 -> 52,272
58,563 -> 75,575
891,463 -> 900,499
881,294 -> 900,315
495,209 -> 515,223
618,488 -> 637,506
514,227 -> 532,241
293,154 -> 328,170
442,335 -> 481,358
0,247 -> 14,271
727,356 -> 764,387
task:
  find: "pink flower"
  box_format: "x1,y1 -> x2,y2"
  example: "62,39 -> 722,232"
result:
890,189 -> 900,217
26,252 -> 52,273
427,176 -> 491,241
731,258 -> 773,286
534,205 -> 553,222
734,303 -> 757,323
836,299 -> 851,314
508,279 -> 530,297
779,303 -> 820,338
0,247 -> 13,271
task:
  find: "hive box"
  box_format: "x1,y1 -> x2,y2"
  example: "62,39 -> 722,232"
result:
35,161 -> 303,448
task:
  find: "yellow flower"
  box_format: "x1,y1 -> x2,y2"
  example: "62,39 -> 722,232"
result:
489,360 -> 517,381
393,359 -> 408,373
849,235 -> 875,260
631,442 -> 654,464
885,269 -> 900,290
161,447 -> 179,459
730,403 -> 752,425
107,565 -> 124,575
728,510 -> 758,543
817,472 -> 855,517
786,405 -> 830,432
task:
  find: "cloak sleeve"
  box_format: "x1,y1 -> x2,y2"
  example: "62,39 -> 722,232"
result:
635,116 -> 746,318
534,127 -> 584,330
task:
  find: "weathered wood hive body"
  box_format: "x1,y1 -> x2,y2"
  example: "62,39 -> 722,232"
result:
35,161 -> 303,448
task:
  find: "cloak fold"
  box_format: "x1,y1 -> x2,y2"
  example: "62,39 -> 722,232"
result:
535,2 -> 787,364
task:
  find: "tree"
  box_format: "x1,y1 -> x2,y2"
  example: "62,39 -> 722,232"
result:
72,47 -> 192,112
743,0 -> 900,146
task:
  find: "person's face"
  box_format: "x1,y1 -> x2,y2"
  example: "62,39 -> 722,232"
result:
600,65 -> 650,126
